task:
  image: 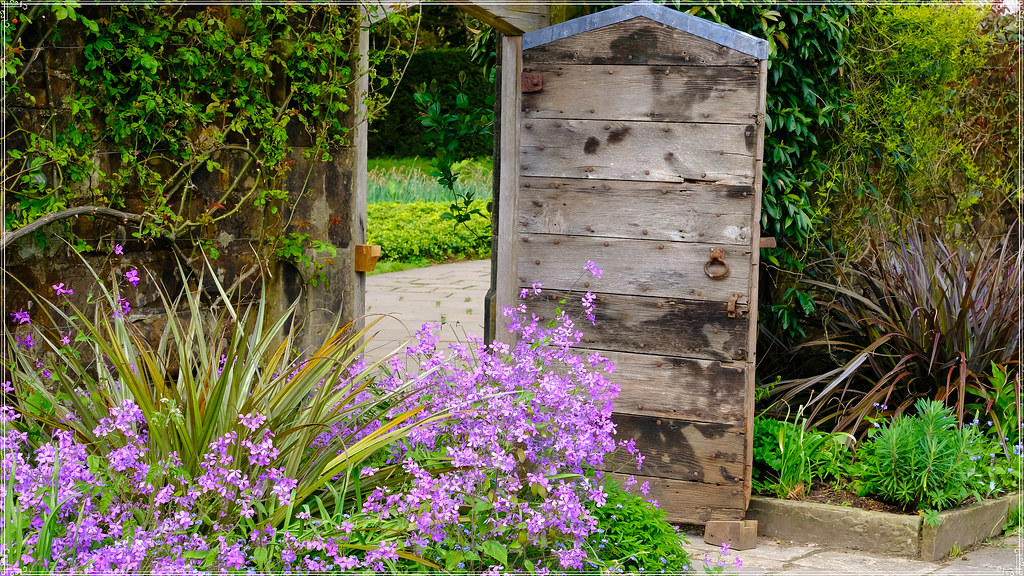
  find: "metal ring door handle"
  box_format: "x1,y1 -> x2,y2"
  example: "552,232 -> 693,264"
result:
704,248 -> 729,279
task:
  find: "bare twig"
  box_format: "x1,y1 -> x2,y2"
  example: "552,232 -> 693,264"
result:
1,206 -> 144,250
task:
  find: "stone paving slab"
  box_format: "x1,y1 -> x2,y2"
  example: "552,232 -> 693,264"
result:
364,259 -> 490,362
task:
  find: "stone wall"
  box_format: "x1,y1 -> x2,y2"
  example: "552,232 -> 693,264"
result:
3,10 -> 367,354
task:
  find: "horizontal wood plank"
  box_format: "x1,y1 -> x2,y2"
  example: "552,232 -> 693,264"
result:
521,119 -> 755,184
523,291 -> 749,362
522,64 -> 758,124
518,234 -> 752,303
601,350 -> 747,424
609,473 -> 747,523
523,17 -> 758,68
518,177 -> 753,245
611,413 -> 745,485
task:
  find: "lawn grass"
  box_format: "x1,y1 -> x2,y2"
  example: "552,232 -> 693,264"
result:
368,157 -> 492,204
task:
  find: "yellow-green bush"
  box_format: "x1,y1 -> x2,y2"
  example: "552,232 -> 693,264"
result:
367,201 -> 490,263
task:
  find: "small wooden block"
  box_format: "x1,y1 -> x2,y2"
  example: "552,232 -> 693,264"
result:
704,519 -> 758,551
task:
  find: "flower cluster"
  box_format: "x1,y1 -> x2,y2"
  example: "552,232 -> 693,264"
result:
350,263 -> 621,570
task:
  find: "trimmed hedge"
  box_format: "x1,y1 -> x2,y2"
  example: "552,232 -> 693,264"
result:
369,48 -> 492,159
367,201 -> 490,263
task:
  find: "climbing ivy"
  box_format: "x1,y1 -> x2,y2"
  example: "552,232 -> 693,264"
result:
3,2 -> 418,270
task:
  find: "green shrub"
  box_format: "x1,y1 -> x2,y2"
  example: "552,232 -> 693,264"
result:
852,399 -> 984,512
367,201 -> 490,263
752,415 -> 852,499
369,49 -> 492,159
585,479 -> 692,573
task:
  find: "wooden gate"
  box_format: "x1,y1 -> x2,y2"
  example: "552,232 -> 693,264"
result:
492,2 -> 769,523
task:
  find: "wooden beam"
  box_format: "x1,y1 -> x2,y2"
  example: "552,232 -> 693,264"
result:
494,35 -> 523,344
451,1 -> 549,35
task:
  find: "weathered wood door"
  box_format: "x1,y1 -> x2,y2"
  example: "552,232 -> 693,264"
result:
493,2 -> 768,524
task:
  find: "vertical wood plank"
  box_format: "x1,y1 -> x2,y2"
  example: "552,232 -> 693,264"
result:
742,58 -> 769,507
494,35 -> 523,345
352,21 -> 369,329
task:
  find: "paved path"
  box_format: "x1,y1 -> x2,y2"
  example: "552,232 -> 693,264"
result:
365,259 -> 1022,575
363,259 -> 490,361
680,529 -> 1020,575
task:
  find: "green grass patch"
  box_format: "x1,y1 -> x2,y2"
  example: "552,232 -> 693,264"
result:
367,200 -> 490,265
368,157 -> 492,204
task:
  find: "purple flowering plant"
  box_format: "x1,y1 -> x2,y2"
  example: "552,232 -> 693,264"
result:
2,259 -> 673,572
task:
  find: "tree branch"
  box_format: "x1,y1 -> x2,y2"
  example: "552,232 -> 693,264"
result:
1,206 -> 145,250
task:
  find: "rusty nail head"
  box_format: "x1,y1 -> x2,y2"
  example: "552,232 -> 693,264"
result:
712,388 -> 717,393
604,124 -> 611,130
713,328 -> 719,333
658,245 -> 665,250
640,285 -> 647,292
696,411 -> 702,416
603,184 -> 610,190
662,126 -> 670,132
697,290 -> 702,296
524,182 -> 531,188
538,144 -> 545,150
587,167 -> 594,172
645,169 -> 650,175
590,108 -> 596,113
638,403 -> 644,410
586,226 -> 593,231
664,68 -> 670,75
521,164 -> 528,170
553,239 -> 559,244
699,232 -> 705,237
608,70 -> 614,74
556,121 -> 562,127
522,237 -> 529,242
703,112 -> 709,118
603,241 -> 609,247
584,281 -> 589,288
642,229 -> 648,235
710,451 -> 716,458
693,472 -> 699,477
656,419 -> 662,425
525,122 -> 532,129
656,361 -> 662,367
639,342 -> 645,348
745,130 -> 752,136
657,302 -> 663,308
534,259 -> 541,265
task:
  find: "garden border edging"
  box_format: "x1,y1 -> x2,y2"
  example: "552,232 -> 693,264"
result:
745,493 -> 1020,561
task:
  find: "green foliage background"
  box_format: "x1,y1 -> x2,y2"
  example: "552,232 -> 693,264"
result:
369,48 -> 492,159
367,200 -> 491,263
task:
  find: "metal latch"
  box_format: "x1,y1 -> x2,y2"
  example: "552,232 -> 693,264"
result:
727,292 -> 742,318
521,72 -> 543,93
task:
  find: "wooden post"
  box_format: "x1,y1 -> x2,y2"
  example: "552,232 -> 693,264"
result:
352,19 -> 370,328
744,58 -> 769,508
493,34 -> 523,345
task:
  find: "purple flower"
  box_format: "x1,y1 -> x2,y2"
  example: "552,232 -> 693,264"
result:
60,332 -> 71,346
238,412 -> 266,432
52,283 -> 74,296
125,268 -> 140,287
114,296 -> 131,318
584,260 -> 603,279
17,333 -> 34,349
113,244 -> 124,255
10,308 -> 30,325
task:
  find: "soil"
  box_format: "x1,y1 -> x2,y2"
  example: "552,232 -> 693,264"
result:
798,483 -> 910,514
775,482 -> 979,515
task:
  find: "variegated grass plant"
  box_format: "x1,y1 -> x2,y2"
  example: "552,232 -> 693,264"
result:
6,258 -> 444,530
